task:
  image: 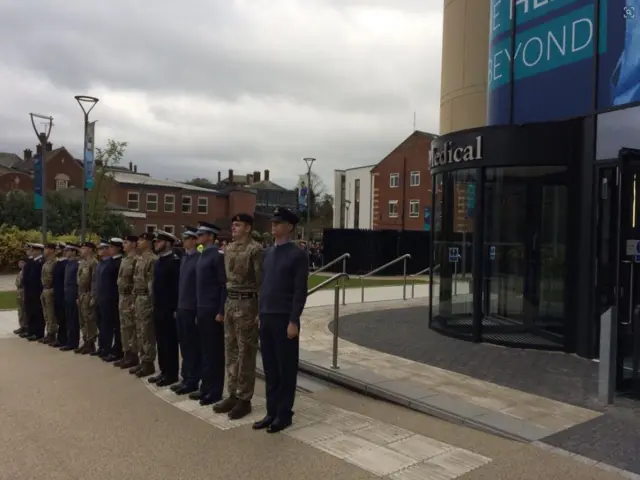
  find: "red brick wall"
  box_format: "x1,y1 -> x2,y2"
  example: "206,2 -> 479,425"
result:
0,172 -> 33,192
372,132 -> 434,231
45,150 -> 83,191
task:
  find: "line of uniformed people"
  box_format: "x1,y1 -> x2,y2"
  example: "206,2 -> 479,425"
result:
14,207 -> 309,433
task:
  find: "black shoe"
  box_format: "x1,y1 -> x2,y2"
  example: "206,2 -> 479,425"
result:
49,340 -> 63,348
60,345 -> 76,352
213,396 -> 237,413
89,349 -> 103,357
148,374 -> 163,384
103,353 -> 123,363
170,382 -> 185,392
252,416 -> 274,430
188,391 -> 202,401
27,335 -> 41,342
156,377 -> 179,388
228,399 -> 252,420
200,393 -> 222,406
19,332 -> 30,338
175,384 -> 199,395
13,327 -> 25,335
267,418 -> 292,433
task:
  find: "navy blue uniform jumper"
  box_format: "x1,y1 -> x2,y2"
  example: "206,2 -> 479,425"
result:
64,259 -> 80,348
195,244 -> 227,398
52,258 -> 68,344
153,251 -> 181,379
24,256 -> 45,338
176,249 -> 201,387
259,242 -> 309,423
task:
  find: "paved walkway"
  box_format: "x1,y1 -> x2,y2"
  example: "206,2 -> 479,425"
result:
0,334 -> 632,479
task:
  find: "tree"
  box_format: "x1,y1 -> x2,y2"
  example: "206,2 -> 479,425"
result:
316,193 -> 333,227
186,177 -> 217,189
297,171 -> 326,220
87,139 -> 128,233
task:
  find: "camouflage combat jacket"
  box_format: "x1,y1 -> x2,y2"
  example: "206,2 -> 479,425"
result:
224,238 -> 263,293
117,254 -> 137,295
133,250 -> 157,295
77,257 -> 97,295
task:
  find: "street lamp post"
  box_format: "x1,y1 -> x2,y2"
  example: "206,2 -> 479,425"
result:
303,157 -> 316,242
344,199 -> 352,228
74,95 -> 99,242
29,113 -> 54,243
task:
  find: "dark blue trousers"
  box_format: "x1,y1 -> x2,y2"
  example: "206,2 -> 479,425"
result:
197,307 -> 225,397
154,307 -> 179,378
26,294 -> 45,338
259,315 -> 299,422
54,298 -> 67,344
65,297 -> 79,348
98,299 -> 120,354
176,308 -> 201,387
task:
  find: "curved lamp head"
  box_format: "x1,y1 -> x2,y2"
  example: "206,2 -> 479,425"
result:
303,157 -> 316,170
74,95 -> 99,116
29,113 -> 54,141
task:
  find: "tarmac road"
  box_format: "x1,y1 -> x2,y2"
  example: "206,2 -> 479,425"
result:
0,336 -> 628,480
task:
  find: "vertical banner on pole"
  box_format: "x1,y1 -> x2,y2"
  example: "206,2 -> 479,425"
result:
84,121 -> 96,190
34,154 -> 43,210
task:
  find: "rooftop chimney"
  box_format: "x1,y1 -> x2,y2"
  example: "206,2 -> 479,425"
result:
133,165 -> 138,173
23,149 -> 32,162
217,171 -> 221,183
253,171 -> 260,182
36,144 -> 43,156
246,173 -> 252,184
228,169 -> 234,183
46,142 -> 53,152
264,169 -> 270,181
129,161 -> 133,171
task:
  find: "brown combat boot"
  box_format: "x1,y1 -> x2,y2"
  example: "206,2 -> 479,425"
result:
42,334 -> 56,345
129,363 -> 143,375
228,399 -> 252,420
113,352 -> 128,367
135,361 -> 155,378
81,342 -> 95,355
119,352 -> 140,369
213,395 -> 237,414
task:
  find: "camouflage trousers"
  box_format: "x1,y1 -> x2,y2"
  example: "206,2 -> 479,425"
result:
78,293 -> 97,343
119,294 -> 137,354
134,295 -> 156,363
41,289 -> 58,336
17,289 -> 27,329
224,297 -> 259,401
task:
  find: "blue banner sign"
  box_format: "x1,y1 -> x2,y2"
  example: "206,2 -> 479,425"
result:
33,154 -> 42,210
424,207 -> 431,231
84,121 -> 96,190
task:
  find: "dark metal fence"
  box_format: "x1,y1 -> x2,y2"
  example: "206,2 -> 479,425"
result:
322,228 -> 432,276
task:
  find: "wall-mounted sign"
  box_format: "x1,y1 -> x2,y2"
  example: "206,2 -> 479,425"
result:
429,136 -> 483,170
423,207 -> 431,231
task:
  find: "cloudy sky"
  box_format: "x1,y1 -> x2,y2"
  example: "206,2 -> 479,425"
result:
0,0 -> 443,191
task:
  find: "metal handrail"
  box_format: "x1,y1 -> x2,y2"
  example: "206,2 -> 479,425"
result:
410,264 -> 440,298
307,272 -> 349,369
358,254 -> 411,303
309,253 -> 350,305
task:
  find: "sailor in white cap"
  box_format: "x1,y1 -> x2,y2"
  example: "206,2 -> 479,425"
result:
23,242 -> 46,340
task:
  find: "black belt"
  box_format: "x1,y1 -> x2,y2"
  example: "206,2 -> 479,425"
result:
227,291 -> 257,300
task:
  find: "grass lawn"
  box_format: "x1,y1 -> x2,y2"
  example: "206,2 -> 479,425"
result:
0,291 -> 17,309
307,275 -> 425,291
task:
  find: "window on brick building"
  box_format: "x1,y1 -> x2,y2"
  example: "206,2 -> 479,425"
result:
198,197 -> 208,214
389,173 -> 399,188
54,173 -> 70,191
409,199 -> 420,217
164,194 -> 175,213
410,171 -> 420,187
146,193 -> 158,212
182,196 -> 192,213
127,192 -> 139,210
163,225 -> 175,234
145,224 -> 157,233
388,200 -> 399,218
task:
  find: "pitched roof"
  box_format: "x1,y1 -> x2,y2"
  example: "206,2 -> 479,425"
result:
371,130 -> 438,173
0,153 -> 22,169
249,179 -> 289,191
107,170 -> 220,193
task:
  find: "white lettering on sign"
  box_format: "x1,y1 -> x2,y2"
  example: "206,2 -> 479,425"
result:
429,136 -> 483,170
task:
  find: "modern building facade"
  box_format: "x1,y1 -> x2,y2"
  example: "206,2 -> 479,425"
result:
333,165 -> 375,229
431,0 -> 640,396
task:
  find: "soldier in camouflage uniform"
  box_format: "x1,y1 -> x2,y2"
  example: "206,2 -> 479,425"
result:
114,235 -> 139,369
214,213 -> 263,420
39,243 -> 59,344
76,241 -> 98,354
13,258 -> 27,335
130,232 -> 157,378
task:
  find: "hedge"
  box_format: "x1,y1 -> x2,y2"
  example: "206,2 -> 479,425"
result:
0,225 -> 100,271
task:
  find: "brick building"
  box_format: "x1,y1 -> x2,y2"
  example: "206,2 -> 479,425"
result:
0,143 -> 257,237
371,130 -> 437,231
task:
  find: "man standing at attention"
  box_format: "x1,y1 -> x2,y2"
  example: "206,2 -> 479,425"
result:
60,243 -> 81,352
114,235 -> 139,369
24,243 -> 45,341
50,242 -> 68,348
130,232 -> 157,378
148,230 -> 180,387
39,243 -> 59,345
253,208 -> 308,433
93,240 -> 111,357
76,242 -> 98,354
172,226 -> 202,396
193,221 -> 227,405
101,238 -> 124,362
214,213 -> 263,420
13,257 -> 27,336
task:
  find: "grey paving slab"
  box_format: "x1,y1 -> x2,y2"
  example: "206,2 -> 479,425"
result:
332,365 -> 391,386
471,411 -> 553,442
367,379 -> 440,404
416,394 -> 493,420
